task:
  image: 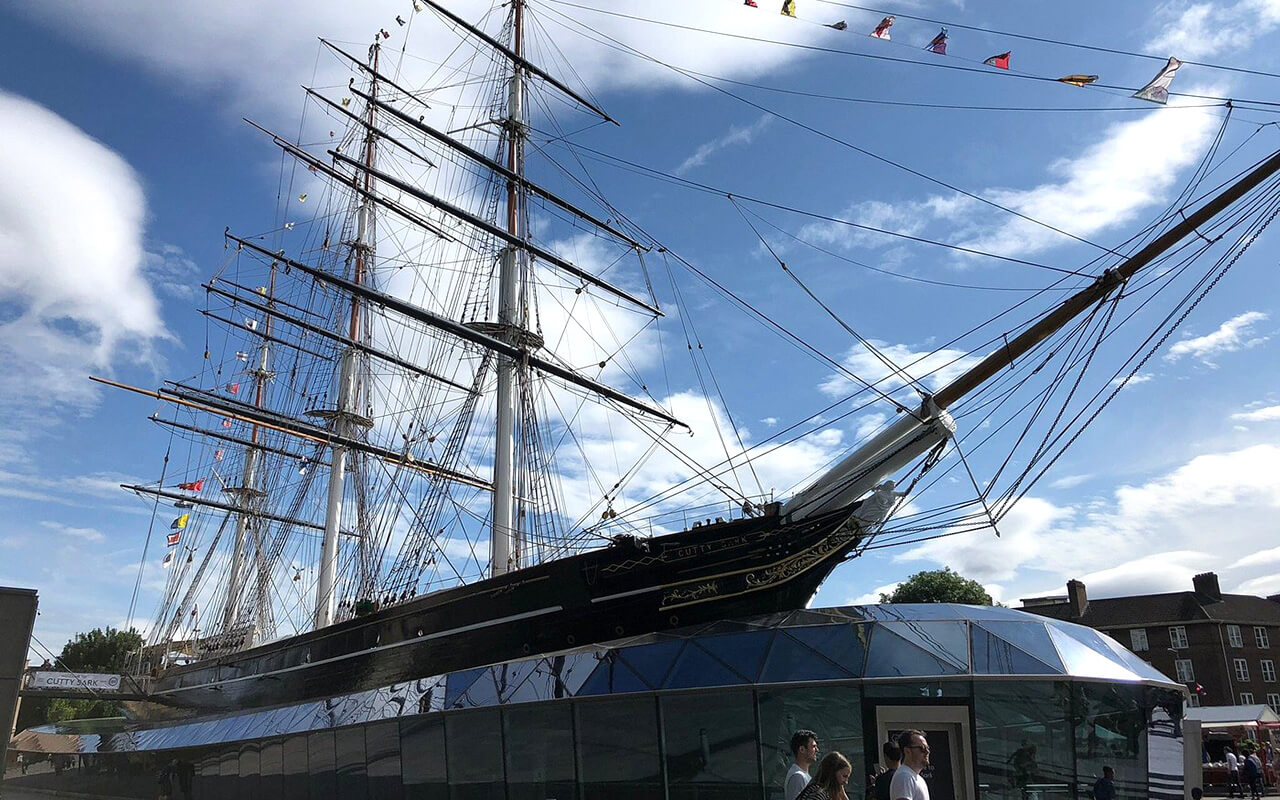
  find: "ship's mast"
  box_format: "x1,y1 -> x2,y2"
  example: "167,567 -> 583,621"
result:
222,265 -> 276,637
315,43 -> 380,628
491,0 -> 527,578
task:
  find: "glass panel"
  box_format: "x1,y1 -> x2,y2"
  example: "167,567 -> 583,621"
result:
876,621 -> 970,671
663,690 -> 760,800
973,622 -> 1065,673
696,631 -> 775,682
577,696 -> 663,800
446,710 -> 504,800
760,630 -> 853,683
664,641 -> 752,689
197,748 -> 222,800
308,730 -> 337,800
864,624 -> 965,677
444,667 -> 487,709
1046,627 -> 1141,681
281,734 -> 309,800
401,716 -> 448,800
758,685 -> 864,800
616,639 -> 685,687
366,721 -> 403,800
259,739 -> 283,800
863,680 -> 970,699
239,742 -> 261,800
973,681 -> 1074,800
221,746 -> 239,795
1073,683 -> 1147,800
504,701 -> 576,800
553,651 -> 605,697
577,652 -> 652,696
971,625 -> 1059,675
336,726 -> 368,800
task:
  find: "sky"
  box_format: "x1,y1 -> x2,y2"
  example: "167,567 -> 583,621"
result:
3,0 -> 1280,663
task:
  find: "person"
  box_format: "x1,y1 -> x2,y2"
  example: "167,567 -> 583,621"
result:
787,729 -> 820,800
891,729 -> 931,800
798,751 -> 853,800
1226,746 -> 1241,798
873,739 -> 903,800
1009,739 -> 1038,793
1092,766 -> 1116,800
1242,749 -> 1263,800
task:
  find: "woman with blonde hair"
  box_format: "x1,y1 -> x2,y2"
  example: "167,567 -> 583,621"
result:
797,751 -> 853,800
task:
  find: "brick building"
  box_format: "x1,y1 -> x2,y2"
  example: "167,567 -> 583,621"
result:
1020,572 -> 1280,711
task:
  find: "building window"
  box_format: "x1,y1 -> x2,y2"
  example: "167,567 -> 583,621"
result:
1240,692 -> 1254,704
1188,694 -> 1201,708
1228,625 -> 1244,647
1267,693 -> 1280,714
1175,659 -> 1195,682
1169,626 -> 1188,649
1262,659 -> 1276,683
1130,629 -> 1149,651
1257,627 -> 1271,648
1235,658 -> 1250,682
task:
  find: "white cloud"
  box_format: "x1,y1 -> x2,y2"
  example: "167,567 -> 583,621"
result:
820,339 -> 983,399
675,116 -> 772,176
848,581 -> 900,605
1049,474 -> 1092,490
0,91 -> 168,447
896,444 -> 1280,599
1165,310 -> 1268,365
1230,546 -> 1280,569
1232,404 -> 1280,422
40,520 -> 106,543
1146,0 -> 1280,60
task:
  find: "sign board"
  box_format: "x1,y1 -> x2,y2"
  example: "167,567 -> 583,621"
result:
28,671 -> 122,691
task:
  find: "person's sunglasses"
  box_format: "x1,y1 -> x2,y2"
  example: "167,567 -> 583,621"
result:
905,744 -> 931,752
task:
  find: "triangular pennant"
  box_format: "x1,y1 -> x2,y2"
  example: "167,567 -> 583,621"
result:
870,15 -> 894,39
1133,56 -> 1182,104
983,51 -> 1011,70
1057,74 -> 1098,87
780,0 -> 796,17
826,20 -> 847,30
925,27 -> 948,55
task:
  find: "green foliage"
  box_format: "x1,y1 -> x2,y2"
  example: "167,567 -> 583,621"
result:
46,697 -> 120,722
879,568 -> 995,605
58,626 -> 144,673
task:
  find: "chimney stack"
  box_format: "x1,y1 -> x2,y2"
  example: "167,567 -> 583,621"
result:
1067,579 -> 1088,618
1193,572 -> 1222,603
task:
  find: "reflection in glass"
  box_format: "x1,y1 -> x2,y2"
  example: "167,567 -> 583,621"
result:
336,726 -> 368,800
973,682 -> 1073,800
663,690 -> 760,800
577,696 -> 663,800
259,738 -> 283,799
1073,683 -> 1147,800
366,721 -> 403,800
281,734 -> 309,800
308,730 -> 337,800
757,686 -> 863,800
221,746 -> 239,794
239,741 -> 260,797
401,716 -> 448,800
446,710 -> 504,800
504,701 -> 575,800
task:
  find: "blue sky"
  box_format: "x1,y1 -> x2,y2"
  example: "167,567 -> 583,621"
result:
3,0 -> 1280,659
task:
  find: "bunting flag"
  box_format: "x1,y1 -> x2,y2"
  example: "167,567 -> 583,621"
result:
396,15 -> 406,25
826,20 -> 848,30
1133,57 -> 1182,104
226,382 -> 240,395
341,97 -> 351,107
235,351 -> 249,362
222,419 -> 233,428
983,51 -> 1011,70
413,1 -> 423,10
870,15 -> 894,39
167,532 -> 181,547
214,449 -> 225,461
744,0 -> 758,5
162,551 -> 174,568
925,28 -> 948,54
175,500 -> 193,509
1057,74 -> 1099,87
171,513 -> 189,530
780,0 -> 796,17
298,193 -> 307,203
176,478 -> 205,491
245,319 -> 258,331
380,28 -> 392,39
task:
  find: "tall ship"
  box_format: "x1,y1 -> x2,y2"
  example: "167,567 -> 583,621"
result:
63,0 -> 1280,720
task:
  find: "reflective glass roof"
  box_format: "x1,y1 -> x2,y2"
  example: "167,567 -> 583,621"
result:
15,604 -> 1180,754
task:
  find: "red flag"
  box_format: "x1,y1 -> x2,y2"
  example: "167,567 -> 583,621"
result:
222,419 -> 233,428
870,15 -> 894,39
983,51 -> 1010,70
744,0 -> 758,5
925,28 -> 948,54
226,382 -> 240,395
167,532 -> 181,547
176,478 -> 205,491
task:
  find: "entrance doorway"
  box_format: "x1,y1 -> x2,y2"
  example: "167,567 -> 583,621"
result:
875,705 -> 975,800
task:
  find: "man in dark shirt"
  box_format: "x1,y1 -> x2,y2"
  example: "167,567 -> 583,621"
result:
874,739 -> 903,800
1093,766 -> 1116,800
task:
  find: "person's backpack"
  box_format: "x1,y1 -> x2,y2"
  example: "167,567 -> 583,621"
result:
1243,756 -> 1261,778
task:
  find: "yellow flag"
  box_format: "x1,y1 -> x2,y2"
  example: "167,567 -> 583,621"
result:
781,0 -> 796,16
172,513 -> 189,530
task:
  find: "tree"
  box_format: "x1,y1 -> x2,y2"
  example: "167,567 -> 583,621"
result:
880,568 -> 994,605
58,626 -> 143,673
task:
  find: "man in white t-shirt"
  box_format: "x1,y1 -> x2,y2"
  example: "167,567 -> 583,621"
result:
785,729 -> 819,800
891,729 -> 931,800
1226,746 -> 1241,798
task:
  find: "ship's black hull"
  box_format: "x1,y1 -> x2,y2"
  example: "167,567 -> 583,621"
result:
151,505 -> 862,712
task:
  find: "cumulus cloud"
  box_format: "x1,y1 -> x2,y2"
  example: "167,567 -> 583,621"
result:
895,443 -> 1280,600
1231,404 -> 1280,422
40,520 -> 106,543
820,339 -> 983,399
1146,0 -> 1280,60
675,115 -> 772,176
1164,310 -> 1268,365
0,92 -> 168,446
